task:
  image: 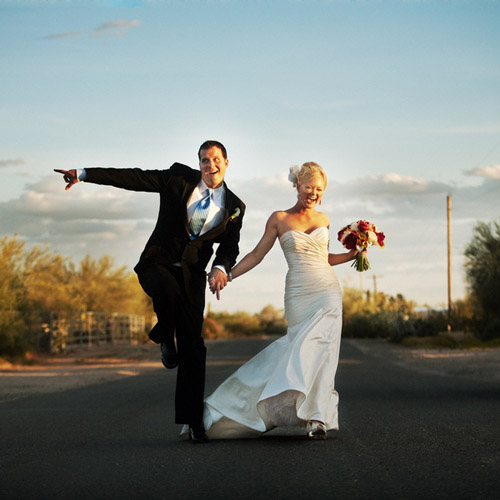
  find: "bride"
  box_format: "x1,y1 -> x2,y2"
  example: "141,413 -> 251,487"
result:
197,162 -> 359,441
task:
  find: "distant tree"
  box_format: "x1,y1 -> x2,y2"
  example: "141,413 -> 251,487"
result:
0,236 -> 29,355
0,235 -> 26,310
385,293 -> 415,317
342,287 -> 366,319
69,255 -> 136,312
464,221 -> 500,321
0,236 -> 154,356
23,244 -> 76,313
452,294 -> 481,333
122,273 -> 155,319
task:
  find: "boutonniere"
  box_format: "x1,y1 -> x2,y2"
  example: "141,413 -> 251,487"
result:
228,208 -> 241,222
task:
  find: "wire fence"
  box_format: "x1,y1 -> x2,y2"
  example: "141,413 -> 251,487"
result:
24,311 -> 149,353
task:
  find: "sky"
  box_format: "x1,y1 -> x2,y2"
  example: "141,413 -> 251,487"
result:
1,0 -> 500,314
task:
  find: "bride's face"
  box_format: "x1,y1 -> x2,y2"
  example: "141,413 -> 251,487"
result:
297,175 -> 325,209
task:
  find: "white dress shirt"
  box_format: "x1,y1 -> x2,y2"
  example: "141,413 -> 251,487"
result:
187,179 -> 225,236
187,179 -> 227,275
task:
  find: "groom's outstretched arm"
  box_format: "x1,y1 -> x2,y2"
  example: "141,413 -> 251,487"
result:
55,165 -> 184,193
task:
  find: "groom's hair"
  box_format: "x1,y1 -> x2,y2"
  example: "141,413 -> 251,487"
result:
198,140 -> 227,160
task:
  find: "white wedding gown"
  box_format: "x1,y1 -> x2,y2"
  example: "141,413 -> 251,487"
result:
195,227 -> 343,438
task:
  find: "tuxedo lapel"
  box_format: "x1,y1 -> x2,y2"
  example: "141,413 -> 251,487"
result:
181,173 -> 201,236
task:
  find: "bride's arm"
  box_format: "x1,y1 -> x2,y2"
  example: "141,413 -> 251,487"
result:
230,213 -> 279,280
328,249 -> 358,266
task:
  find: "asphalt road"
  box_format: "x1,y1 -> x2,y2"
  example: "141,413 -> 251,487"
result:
1,338 -> 499,500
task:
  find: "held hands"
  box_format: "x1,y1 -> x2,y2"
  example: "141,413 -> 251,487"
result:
207,268 -> 229,300
54,169 -> 78,190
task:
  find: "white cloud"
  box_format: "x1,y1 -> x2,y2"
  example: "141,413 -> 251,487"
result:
465,164 -> 500,180
42,19 -> 141,41
92,19 -> 142,37
41,31 -> 82,40
0,158 -> 25,168
344,173 -> 449,196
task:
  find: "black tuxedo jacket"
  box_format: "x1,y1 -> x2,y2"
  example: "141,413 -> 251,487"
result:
84,163 -> 245,295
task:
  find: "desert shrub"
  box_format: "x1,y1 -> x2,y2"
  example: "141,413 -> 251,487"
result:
343,311 -> 391,339
206,305 -> 287,338
412,317 -> 441,337
222,312 -> 262,337
263,320 -> 287,336
202,316 -> 222,339
387,316 -> 417,342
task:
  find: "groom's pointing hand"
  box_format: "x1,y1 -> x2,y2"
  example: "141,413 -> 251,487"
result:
54,169 -> 78,190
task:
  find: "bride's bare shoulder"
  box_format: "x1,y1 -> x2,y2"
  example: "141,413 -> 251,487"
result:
318,212 -> 330,226
268,210 -> 288,222
266,211 -> 289,236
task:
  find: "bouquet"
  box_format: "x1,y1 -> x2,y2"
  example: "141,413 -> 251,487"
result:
337,220 -> 385,272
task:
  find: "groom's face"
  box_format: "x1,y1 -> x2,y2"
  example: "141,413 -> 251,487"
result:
199,146 -> 228,189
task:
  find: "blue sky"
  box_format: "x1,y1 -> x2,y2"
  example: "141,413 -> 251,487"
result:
1,0 -> 500,313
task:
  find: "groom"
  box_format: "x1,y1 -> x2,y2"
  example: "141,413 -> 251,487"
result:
55,140 -> 245,443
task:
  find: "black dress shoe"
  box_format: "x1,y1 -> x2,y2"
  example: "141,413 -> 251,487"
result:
160,342 -> 178,369
189,426 -> 208,444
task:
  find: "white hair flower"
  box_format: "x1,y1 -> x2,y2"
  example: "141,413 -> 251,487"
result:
288,165 -> 301,187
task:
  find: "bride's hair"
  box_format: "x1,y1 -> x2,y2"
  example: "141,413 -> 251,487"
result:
288,162 -> 327,188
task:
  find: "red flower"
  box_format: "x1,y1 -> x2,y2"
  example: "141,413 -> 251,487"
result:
343,232 -> 358,250
377,232 -> 386,248
357,220 -> 371,231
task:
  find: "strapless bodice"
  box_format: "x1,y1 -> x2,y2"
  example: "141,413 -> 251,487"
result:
279,227 -> 341,328
279,226 -> 330,271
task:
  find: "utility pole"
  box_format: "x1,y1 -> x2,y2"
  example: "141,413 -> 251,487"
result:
447,194 -> 452,331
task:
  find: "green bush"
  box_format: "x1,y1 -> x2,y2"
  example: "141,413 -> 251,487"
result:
342,309 -> 447,342
343,311 -> 392,339
479,317 -> 500,341
387,316 -> 416,342
263,321 -> 287,336
206,305 -> 288,338
0,312 -> 28,357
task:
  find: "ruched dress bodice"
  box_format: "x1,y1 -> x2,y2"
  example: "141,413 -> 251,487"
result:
280,228 -> 342,328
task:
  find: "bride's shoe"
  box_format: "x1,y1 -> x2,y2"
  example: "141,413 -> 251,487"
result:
306,421 -> 327,440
